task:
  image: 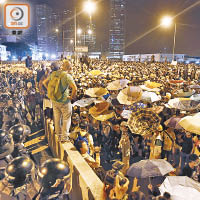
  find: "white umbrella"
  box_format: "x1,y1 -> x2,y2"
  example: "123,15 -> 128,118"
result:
167,98 -> 200,111
127,159 -> 174,178
141,91 -> 161,102
73,98 -> 95,107
159,176 -> 200,200
117,86 -> 142,105
107,79 -> 129,90
140,85 -> 160,92
191,94 -> 200,101
178,113 -> 200,135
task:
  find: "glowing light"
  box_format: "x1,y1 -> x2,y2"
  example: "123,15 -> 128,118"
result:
51,54 -> 56,59
88,29 -> 92,35
55,28 -> 59,32
77,28 -> 82,35
84,1 -> 96,15
45,53 -> 49,57
70,39 -> 74,44
161,16 -> 173,28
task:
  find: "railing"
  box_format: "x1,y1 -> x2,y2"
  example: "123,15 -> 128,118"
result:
44,106 -> 105,200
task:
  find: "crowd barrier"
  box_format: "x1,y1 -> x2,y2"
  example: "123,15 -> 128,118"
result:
43,99 -> 105,200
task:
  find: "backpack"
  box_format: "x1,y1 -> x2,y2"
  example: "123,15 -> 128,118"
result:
47,71 -> 65,101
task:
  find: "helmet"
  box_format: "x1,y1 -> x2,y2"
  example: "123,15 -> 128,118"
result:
0,130 -> 14,159
38,158 -> 70,188
8,124 -> 31,144
5,156 -> 35,188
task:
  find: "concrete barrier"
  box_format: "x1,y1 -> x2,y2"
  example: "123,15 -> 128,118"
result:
44,118 -> 105,200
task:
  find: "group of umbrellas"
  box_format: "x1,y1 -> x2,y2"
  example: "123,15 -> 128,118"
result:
72,76 -> 200,136
127,159 -> 200,200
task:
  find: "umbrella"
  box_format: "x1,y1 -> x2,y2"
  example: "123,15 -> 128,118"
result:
85,88 -> 108,98
91,110 -> 115,122
89,101 -> 110,116
127,109 -> 161,136
73,98 -> 95,107
164,116 -> 183,129
89,70 -> 103,76
167,98 -> 200,111
174,90 -> 194,98
189,85 -> 200,89
140,85 -> 160,92
127,159 -> 174,178
107,79 -> 129,90
117,86 -> 142,105
191,94 -> 200,101
159,176 -> 200,200
144,81 -> 162,89
169,80 -> 184,84
178,113 -> 200,135
141,91 -> 161,102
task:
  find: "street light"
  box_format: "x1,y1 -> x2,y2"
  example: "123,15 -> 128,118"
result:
83,0 -> 96,16
161,16 -> 177,62
83,0 -> 96,26
161,16 -> 173,28
88,29 -> 92,35
77,28 -> 82,35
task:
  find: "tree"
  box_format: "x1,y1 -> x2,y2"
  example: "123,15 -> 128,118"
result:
2,42 -> 32,59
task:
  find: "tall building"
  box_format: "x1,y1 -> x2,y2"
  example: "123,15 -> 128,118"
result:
36,4 -> 52,54
62,9 -> 74,54
109,0 -> 126,59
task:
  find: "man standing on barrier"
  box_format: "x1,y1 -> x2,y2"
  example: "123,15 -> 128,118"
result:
43,61 -> 77,141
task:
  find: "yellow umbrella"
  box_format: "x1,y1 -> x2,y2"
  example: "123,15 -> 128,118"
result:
89,70 -> 103,76
91,110 -> 115,122
145,81 -> 162,89
178,113 -> 200,135
117,86 -> 142,105
85,88 -> 108,98
89,101 -> 110,116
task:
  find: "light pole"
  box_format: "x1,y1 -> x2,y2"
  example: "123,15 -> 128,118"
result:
83,0 -> 96,26
160,16 -> 177,62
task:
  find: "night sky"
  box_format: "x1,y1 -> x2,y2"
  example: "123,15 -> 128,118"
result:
24,0 -> 200,56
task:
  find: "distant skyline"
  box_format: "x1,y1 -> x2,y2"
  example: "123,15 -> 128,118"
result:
2,0 -> 200,56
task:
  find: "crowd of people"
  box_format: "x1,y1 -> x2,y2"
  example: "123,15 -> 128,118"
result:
0,58 -> 200,199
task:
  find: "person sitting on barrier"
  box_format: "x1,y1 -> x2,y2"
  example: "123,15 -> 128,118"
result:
76,140 -> 100,169
71,121 -> 94,156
